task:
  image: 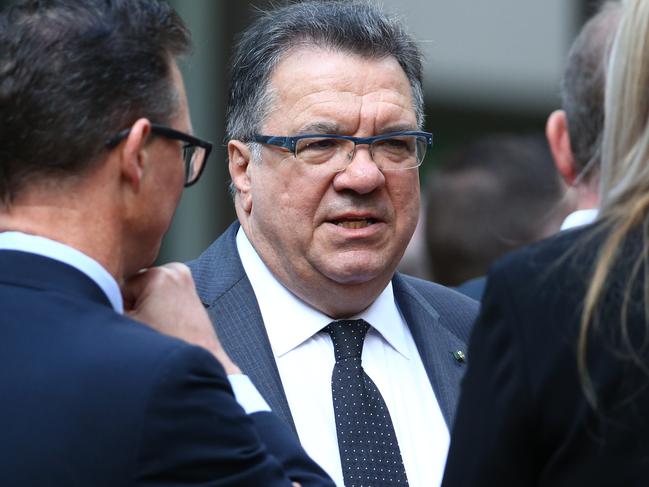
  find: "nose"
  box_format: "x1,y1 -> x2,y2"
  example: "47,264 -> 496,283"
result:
332,143 -> 385,195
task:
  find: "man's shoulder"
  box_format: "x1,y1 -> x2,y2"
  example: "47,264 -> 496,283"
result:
489,223 -> 601,292
1,279 -> 228,417
454,276 -> 487,301
455,227 -> 594,303
66,297 -> 221,380
394,273 -> 478,342
187,221 -> 245,303
188,221 -> 239,269
396,272 -> 479,311
475,224 -> 605,333
3,277 -> 219,383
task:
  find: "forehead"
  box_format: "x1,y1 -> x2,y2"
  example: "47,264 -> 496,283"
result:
264,47 -> 417,134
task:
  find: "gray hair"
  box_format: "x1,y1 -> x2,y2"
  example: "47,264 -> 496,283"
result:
560,1 -> 621,180
225,0 -> 425,143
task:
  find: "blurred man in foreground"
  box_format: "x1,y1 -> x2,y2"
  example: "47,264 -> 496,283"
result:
0,1 -> 333,485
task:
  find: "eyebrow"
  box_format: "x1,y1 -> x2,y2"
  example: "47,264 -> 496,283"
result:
295,122 -> 341,135
295,122 -> 419,137
377,124 -> 419,134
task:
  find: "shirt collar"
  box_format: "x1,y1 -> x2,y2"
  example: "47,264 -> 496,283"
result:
560,208 -> 599,231
0,231 -> 123,313
236,227 -> 409,359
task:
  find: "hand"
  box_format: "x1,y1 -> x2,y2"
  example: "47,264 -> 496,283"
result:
121,263 -> 241,375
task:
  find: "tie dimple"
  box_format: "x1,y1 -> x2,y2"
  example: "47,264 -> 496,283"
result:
326,319 -> 369,361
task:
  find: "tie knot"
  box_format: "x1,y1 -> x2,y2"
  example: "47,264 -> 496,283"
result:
325,319 -> 370,361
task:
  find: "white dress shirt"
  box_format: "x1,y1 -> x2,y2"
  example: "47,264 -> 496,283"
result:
0,231 -> 269,413
237,228 -> 449,487
560,208 -> 599,231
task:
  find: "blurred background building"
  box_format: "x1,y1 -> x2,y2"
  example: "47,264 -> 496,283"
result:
1,0 -> 606,267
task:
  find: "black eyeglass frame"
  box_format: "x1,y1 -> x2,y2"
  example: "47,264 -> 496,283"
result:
106,123 -> 213,187
252,130 -> 433,169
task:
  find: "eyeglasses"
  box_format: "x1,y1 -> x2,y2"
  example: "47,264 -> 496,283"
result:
106,123 -> 212,187
252,131 -> 432,172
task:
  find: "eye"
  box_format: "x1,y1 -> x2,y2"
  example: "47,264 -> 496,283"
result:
388,138 -> 409,148
300,137 -> 340,152
374,137 -> 413,152
295,137 -> 347,165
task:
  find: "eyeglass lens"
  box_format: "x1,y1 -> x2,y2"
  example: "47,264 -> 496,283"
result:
183,145 -> 206,185
294,135 -> 427,171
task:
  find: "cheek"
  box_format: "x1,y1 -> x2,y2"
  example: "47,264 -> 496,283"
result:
255,164 -> 329,222
277,189 -> 322,221
163,166 -> 185,214
389,172 -> 420,219
156,147 -> 186,202
169,186 -> 184,217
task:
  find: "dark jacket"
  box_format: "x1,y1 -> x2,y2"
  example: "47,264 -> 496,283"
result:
443,223 -> 649,486
0,250 -> 334,487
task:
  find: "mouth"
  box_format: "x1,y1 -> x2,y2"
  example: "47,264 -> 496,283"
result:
332,218 -> 378,229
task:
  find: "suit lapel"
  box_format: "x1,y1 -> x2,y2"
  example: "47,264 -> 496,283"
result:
207,279 -> 297,431
392,273 -> 467,429
189,223 -> 297,431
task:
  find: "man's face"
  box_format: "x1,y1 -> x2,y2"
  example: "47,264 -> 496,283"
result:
237,47 -> 420,311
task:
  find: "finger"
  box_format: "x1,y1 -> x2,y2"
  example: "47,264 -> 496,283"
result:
121,263 -> 193,310
120,268 -> 154,309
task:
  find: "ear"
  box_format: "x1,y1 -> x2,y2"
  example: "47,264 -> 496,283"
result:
546,110 -> 578,186
228,140 -> 253,213
119,118 -> 152,193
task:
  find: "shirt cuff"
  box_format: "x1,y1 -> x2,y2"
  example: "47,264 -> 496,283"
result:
227,374 -> 272,414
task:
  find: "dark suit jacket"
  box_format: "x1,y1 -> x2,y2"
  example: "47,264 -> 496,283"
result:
442,224 -> 649,486
189,222 -> 477,431
0,250 -> 334,487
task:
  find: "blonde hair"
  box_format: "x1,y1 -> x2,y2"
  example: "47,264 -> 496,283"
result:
580,0 -> 649,406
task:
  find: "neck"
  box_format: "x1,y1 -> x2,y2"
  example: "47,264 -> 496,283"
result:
302,279 -> 387,319
573,174 -> 600,211
0,191 -> 123,279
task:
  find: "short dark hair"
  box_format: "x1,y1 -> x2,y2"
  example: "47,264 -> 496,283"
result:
561,1 -> 621,179
425,134 -> 570,286
226,0 -> 424,142
0,0 -> 191,204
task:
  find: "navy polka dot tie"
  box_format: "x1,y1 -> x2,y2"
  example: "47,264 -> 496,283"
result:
325,319 -> 409,487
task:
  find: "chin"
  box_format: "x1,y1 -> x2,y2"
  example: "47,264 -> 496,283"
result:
324,262 -> 389,286
143,247 -> 161,269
